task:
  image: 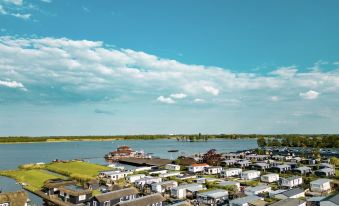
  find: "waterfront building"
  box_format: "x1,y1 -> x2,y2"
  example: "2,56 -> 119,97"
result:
89,187 -> 139,206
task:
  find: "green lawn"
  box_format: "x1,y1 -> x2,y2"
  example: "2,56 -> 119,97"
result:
0,169 -> 64,191
45,161 -> 110,181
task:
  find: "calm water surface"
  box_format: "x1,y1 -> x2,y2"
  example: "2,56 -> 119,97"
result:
0,139 -> 257,205
0,139 -> 257,170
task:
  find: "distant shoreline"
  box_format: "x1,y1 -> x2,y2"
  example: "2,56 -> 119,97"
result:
0,134 -> 338,145
0,137 -> 257,144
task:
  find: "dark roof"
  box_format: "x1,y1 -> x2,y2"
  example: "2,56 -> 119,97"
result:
323,193 -> 339,205
43,178 -> 76,188
117,193 -> 165,206
270,198 -> 306,206
94,187 -> 139,202
59,185 -> 92,196
0,190 -> 28,206
281,188 -> 304,197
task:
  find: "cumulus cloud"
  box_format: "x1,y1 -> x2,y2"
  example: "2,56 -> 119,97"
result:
0,36 -> 339,105
271,66 -> 297,78
0,79 -> 26,90
0,0 -> 31,19
157,96 -> 175,104
203,85 -> 219,96
299,90 -> 320,100
170,93 -> 187,99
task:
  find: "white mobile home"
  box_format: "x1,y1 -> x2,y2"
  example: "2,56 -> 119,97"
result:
310,179 -> 332,193
221,168 -> 242,177
126,174 -> 145,183
197,189 -> 228,206
188,164 -> 209,173
99,171 -> 133,181
165,164 -> 181,171
151,181 -> 178,193
204,166 -> 223,175
280,176 -> 302,188
171,183 -> 204,199
241,170 -> 261,180
244,185 -> 271,196
261,173 -> 279,183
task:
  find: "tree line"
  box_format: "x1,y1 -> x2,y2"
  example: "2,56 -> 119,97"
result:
257,135 -> 339,148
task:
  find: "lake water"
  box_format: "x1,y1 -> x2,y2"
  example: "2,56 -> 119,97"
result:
0,139 -> 257,205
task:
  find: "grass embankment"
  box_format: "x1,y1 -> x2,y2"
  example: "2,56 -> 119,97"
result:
45,161 -> 110,182
0,169 -> 64,191
0,161 -> 110,192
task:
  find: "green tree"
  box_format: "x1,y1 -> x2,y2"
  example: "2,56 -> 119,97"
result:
257,137 -> 267,147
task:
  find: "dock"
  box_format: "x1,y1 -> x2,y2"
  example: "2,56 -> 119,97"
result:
118,157 -> 172,167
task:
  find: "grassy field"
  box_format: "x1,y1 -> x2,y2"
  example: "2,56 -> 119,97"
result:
45,161 -> 110,181
0,169 -> 64,191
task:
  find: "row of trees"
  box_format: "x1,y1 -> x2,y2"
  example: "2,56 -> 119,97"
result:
257,135 -> 339,148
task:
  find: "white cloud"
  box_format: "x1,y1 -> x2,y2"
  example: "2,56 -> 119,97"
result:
194,98 -> 205,103
271,96 -> 279,101
203,85 -> 219,96
0,79 -> 26,90
299,90 -> 320,100
157,96 -> 175,104
0,36 -> 339,104
271,66 -> 298,78
40,0 -> 52,3
0,1 -> 31,19
170,93 -> 186,99
0,5 -> 6,14
2,0 -> 23,6
11,12 -> 30,19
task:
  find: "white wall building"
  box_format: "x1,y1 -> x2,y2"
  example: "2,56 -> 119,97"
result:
188,164 -> 209,173
204,166 -> 223,175
171,183 -> 204,199
280,176 -> 302,188
165,164 -> 181,171
244,185 -> 271,196
310,179 -> 332,193
126,174 -> 145,183
221,168 -> 242,177
151,181 -> 178,193
261,173 -> 279,183
241,170 -> 261,180
99,171 -> 133,181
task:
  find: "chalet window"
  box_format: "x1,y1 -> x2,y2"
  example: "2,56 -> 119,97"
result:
1,203 -> 10,206
93,201 -> 97,206
104,201 -> 110,206
79,194 -> 86,201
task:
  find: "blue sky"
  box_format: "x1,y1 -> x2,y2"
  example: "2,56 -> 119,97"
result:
0,0 -> 339,136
